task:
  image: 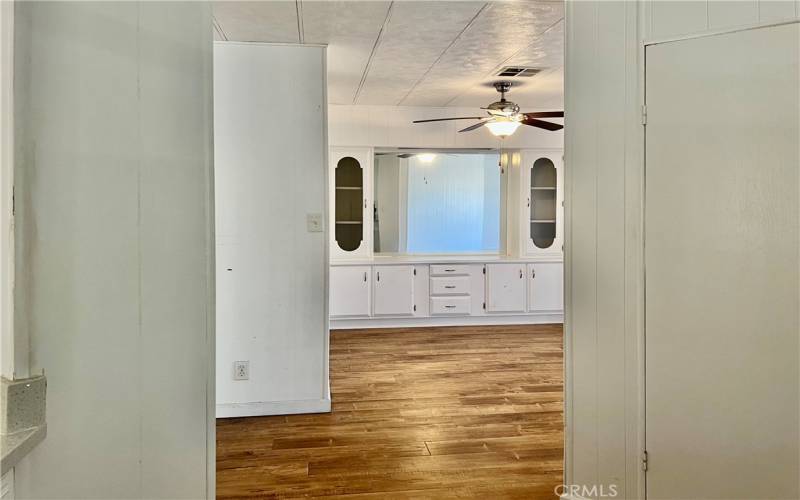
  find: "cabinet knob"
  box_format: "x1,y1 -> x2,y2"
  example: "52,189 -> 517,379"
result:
519,269 -> 523,279
532,269 -> 536,279
363,271 -> 367,282
376,271 -> 380,281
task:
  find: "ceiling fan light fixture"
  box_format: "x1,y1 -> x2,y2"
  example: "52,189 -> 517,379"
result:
486,119 -> 521,137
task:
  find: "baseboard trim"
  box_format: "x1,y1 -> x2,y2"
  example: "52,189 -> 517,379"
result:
331,314 -> 563,330
216,398 -> 331,418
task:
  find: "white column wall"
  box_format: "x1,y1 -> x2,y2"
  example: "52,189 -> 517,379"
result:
12,2 -> 214,498
214,42 -> 329,417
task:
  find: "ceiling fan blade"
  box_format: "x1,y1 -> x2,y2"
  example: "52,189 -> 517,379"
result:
522,111 -> 564,119
521,117 -> 564,131
413,117 -> 483,123
459,118 -> 493,133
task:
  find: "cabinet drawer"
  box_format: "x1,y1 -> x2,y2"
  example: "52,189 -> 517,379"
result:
430,296 -> 471,315
430,276 -> 470,296
430,264 -> 470,276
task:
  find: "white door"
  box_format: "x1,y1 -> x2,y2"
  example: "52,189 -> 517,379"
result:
373,265 -> 415,316
645,24 -> 799,499
485,263 -> 526,313
329,266 -> 371,317
527,263 -> 562,312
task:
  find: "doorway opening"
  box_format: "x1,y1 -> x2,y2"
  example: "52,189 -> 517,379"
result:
212,2 -> 566,497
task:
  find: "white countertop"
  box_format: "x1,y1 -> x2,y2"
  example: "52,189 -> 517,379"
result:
331,253 -> 563,266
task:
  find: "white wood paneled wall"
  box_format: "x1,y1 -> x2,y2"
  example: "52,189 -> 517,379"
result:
12,2 -> 214,498
646,0 -> 799,40
329,104 -> 564,150
214,42 -> 329,418
565,0 -> 799,498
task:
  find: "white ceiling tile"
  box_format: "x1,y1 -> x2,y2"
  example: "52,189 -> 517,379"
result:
213,0 -> 564,108
356,1 -> 485,105
448,19 -> 564,108
213,1 -> 300,43
302,1 -> 392,104
401,1 -> 563,107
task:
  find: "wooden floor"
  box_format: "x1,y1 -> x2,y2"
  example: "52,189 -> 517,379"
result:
217,324 -> 564,499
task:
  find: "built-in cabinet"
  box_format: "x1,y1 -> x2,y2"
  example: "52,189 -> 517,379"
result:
520,150 -> 564,257
485,263 -> 526,313
330,147 -> 372,259
330,260 -> 563,325
328,146 -> 564,327
330,266 -> 371,317
528,262 -> 563,312
373,265 -> 415,316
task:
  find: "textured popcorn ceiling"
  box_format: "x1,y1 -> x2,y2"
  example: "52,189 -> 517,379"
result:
213,0 -> 564,108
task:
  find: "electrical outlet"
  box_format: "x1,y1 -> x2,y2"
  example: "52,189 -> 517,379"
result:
233,361 -> 249,380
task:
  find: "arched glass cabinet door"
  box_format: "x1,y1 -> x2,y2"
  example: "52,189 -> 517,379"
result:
335,156 -> 364,252
530,157 -> 557,249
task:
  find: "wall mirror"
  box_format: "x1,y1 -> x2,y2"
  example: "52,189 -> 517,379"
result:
373,150 -> 501,255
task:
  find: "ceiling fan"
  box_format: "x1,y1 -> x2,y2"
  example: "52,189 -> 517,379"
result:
412,81 -> 563,137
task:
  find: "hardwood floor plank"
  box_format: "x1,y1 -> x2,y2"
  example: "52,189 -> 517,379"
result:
217,324 -> 564,499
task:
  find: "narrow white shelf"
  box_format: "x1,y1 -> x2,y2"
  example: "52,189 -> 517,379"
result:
336,186 -> 362,190
530,219 -> 556,223
531,187 -> 556,190
336,221 -> 363,225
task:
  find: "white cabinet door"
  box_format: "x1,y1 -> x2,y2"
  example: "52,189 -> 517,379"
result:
330,147 -> 373,260
521,150 -> 564,257
527,262 -> 563,312
373,265 -> 415,316
330,266 -> 371,317
485,263 -> 526,313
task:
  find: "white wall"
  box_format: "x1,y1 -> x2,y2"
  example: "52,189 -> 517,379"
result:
11,2 -> 214,498
214,42 -> 329,417
564,1 -> 800,497
0,0 -> 15,380
330,104 -> 564,150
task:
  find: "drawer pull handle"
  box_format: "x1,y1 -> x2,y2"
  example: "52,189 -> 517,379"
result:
519,270 -> 523,279
444,269 -> 456,272
444,305 -> 456,309
363,272 -> 367,282
444,285 -> 456,289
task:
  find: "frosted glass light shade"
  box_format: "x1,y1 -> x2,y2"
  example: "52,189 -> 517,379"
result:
486,119 -> 521,137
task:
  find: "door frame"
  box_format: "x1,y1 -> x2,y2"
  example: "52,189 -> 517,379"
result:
639,17 -> 800,499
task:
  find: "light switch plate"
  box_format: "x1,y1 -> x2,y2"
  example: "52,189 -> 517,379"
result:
306,213 -> 323,232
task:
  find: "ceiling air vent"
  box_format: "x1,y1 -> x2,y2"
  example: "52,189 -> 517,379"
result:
496,67 -> 541,77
